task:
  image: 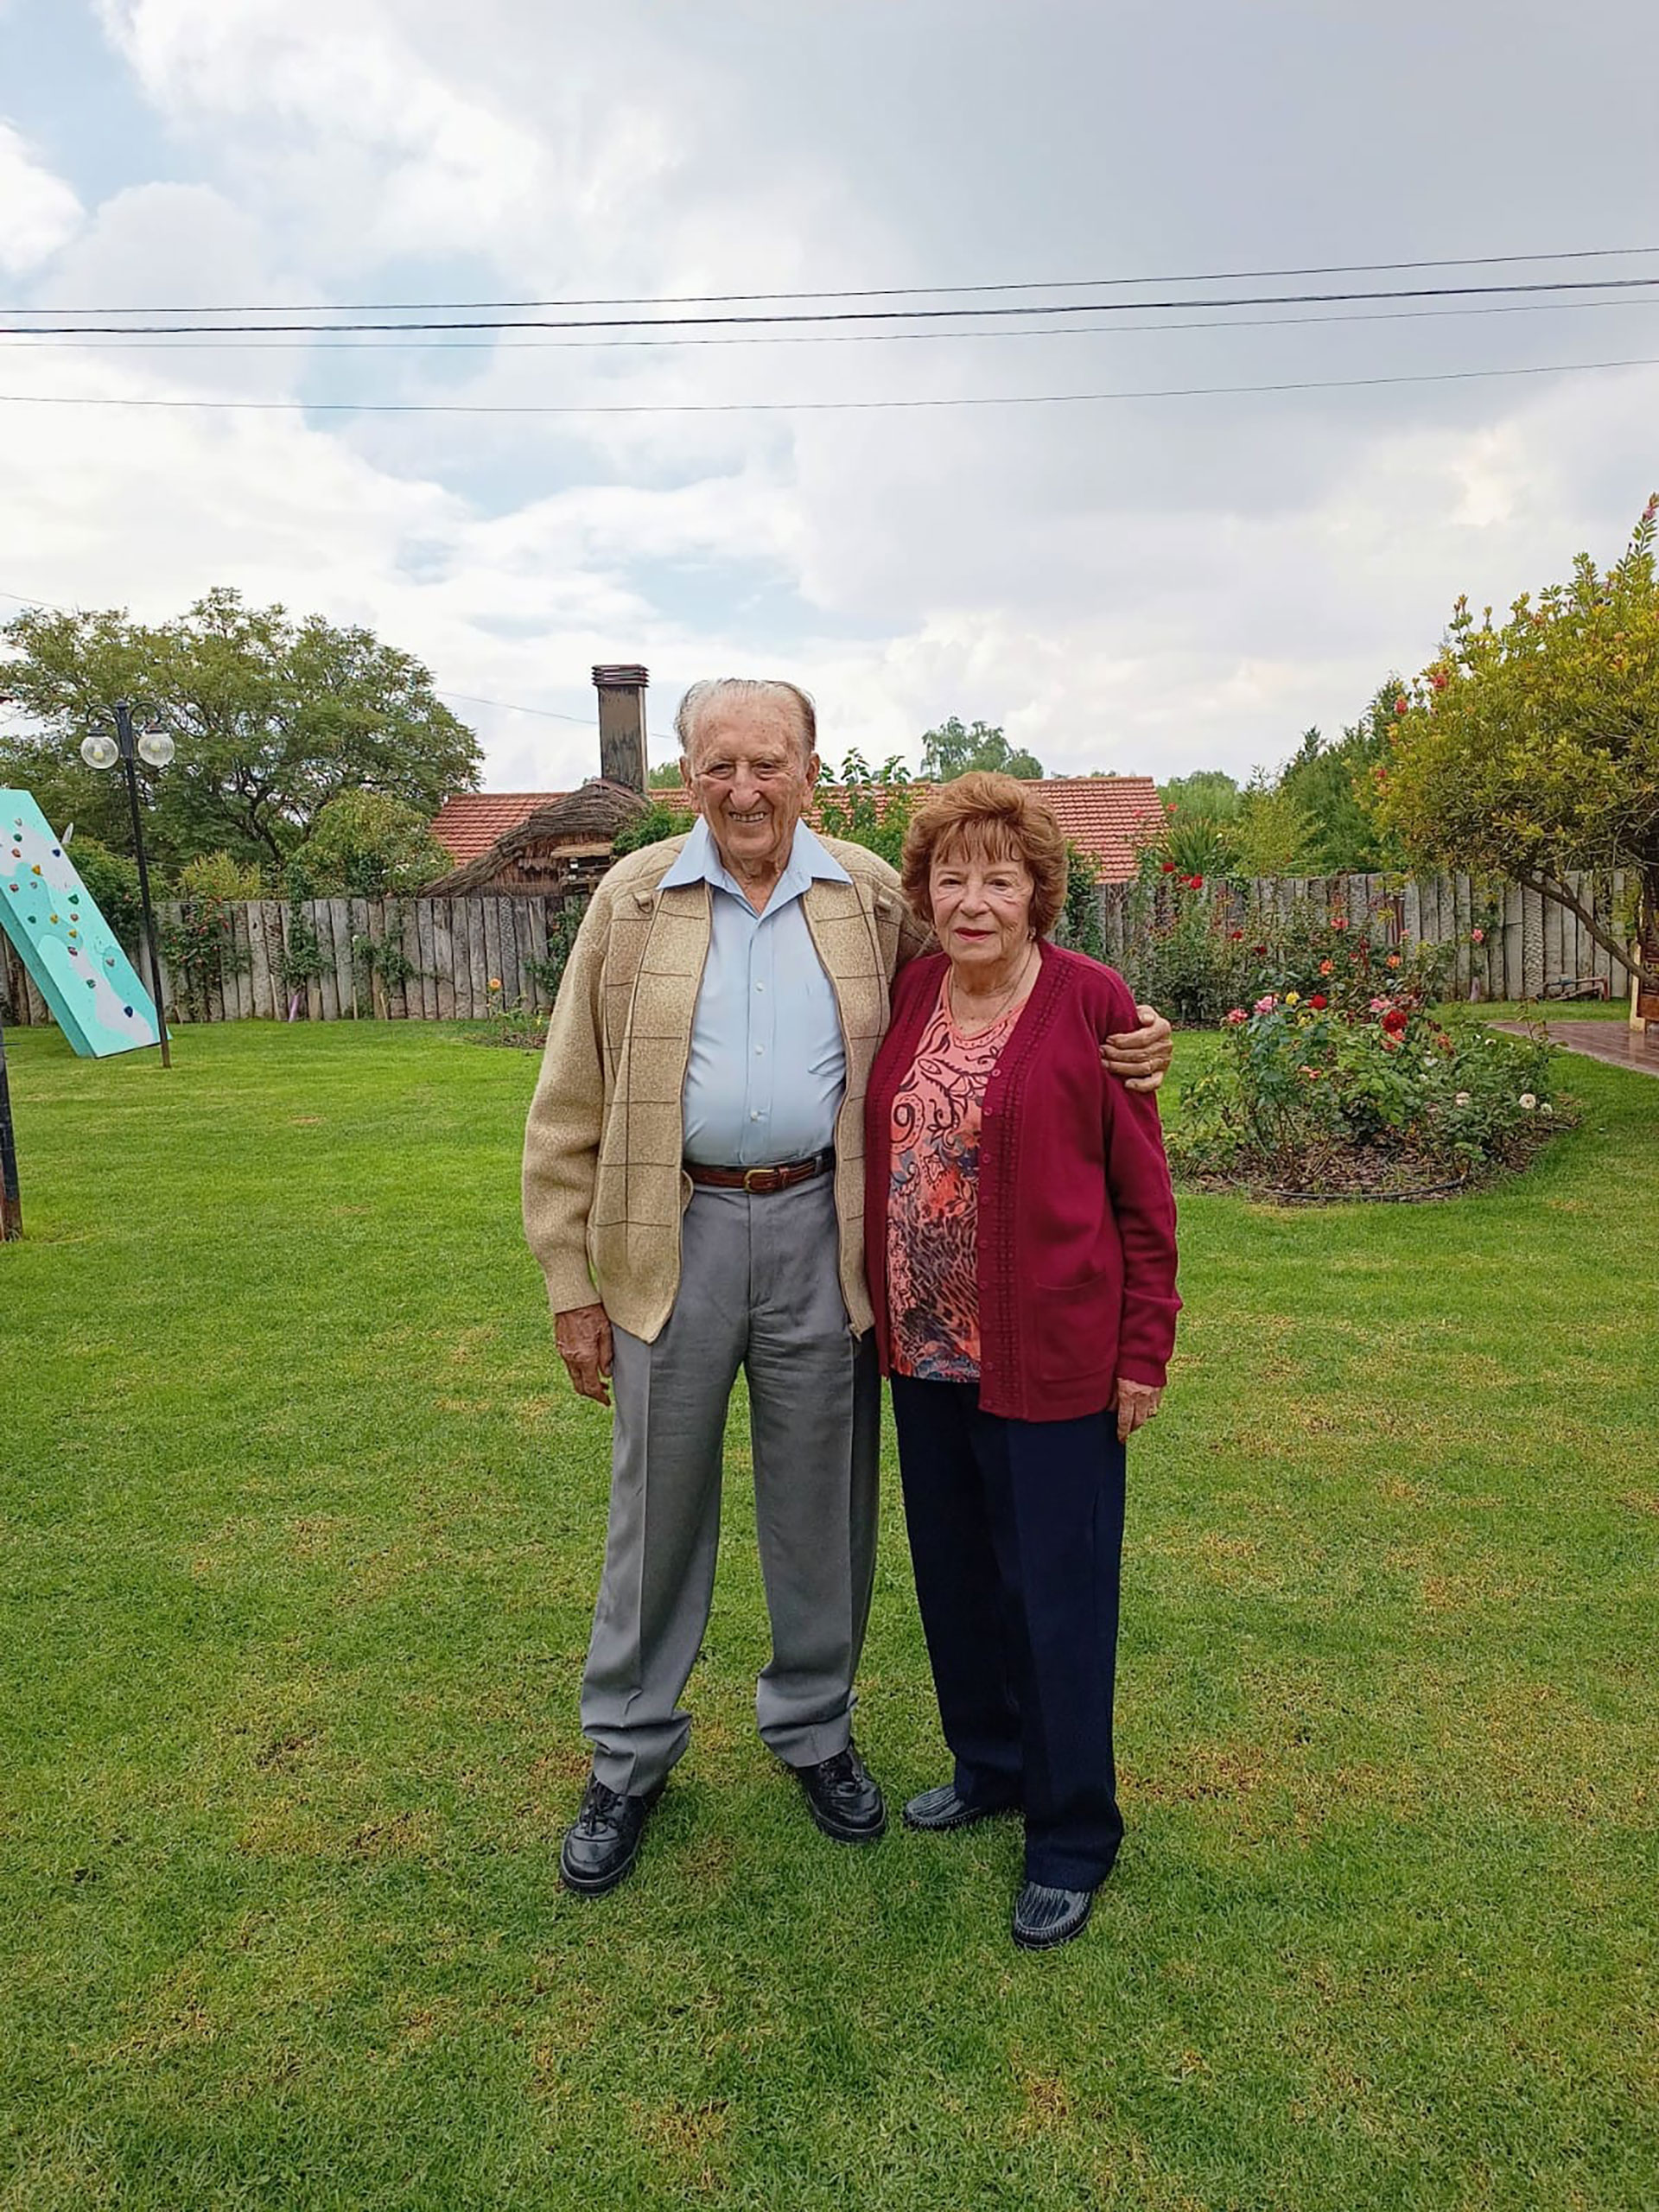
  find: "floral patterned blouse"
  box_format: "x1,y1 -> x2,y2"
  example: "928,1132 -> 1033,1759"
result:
886,974 -> 1023,1382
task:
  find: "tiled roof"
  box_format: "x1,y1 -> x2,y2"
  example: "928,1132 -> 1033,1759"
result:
432,791 -> 568,862
431,776 -> 1161,880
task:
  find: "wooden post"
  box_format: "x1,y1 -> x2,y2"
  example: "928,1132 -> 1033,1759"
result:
0,1010 -> 21,1240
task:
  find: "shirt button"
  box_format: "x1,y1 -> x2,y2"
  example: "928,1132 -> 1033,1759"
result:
755,982 -> 765,992
750,1110 -> 760,1121
755,1046 -> 764,1056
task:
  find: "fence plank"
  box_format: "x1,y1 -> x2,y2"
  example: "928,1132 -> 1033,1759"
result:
481,899 -> 505,1008
430,903 -> 456,1019
247,901 -> 272,1018
413,901 -> 436,1018
467,900 -> 489,1018
1500,882 -> 1522,999
325,899 -> 352,1016
524,899 -> 550,1010
1452,874 -> 1471,997
310,900 -> 336,1021
391,899 -> 414,1020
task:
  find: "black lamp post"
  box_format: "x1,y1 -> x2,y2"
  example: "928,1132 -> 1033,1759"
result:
80,700 -> 174,1069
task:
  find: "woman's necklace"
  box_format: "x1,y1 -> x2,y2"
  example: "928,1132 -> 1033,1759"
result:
950,940 -> 1037,1037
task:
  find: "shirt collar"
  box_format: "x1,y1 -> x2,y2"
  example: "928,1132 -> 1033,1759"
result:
658,816 -> 852,898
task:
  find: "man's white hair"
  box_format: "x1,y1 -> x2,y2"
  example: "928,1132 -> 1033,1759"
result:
675,677 -> 817,764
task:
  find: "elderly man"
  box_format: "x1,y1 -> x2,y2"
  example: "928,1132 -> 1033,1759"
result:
523,677 -> 1173,1894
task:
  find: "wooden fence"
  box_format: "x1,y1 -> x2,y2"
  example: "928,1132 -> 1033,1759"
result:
0,873 -> 1636,1028
1096,869 -> 1634,1005
0,894 -> 584,1028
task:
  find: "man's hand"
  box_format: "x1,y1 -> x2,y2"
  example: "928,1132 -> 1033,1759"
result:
1103,1003 -> 1173,1093
555,1302 -> 614,1407
1111,1376 -> 1163,1443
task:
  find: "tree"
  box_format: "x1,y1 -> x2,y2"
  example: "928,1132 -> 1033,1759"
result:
1380,498 -> 1659,992
290,790 -> 453,896
1231,769 -> 1316,878
1158,769 -> 1242,821
1278,695 -> 1408,873
918,716 -> 1043,781
0,588 -> 481,880
646,760 -> 686,789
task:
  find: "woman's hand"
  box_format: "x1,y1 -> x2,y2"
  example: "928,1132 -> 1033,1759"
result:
1103,1004 -> 1173,1093
1111,1376 -> 1163,1442
556,1301 -> 614,1406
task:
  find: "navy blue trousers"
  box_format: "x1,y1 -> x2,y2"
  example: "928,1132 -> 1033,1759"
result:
890,1375 -> 1128,1890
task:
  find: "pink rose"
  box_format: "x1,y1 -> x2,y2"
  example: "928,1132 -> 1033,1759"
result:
1254,995 -> 1277,1014
1225,1007 -> 1248,1025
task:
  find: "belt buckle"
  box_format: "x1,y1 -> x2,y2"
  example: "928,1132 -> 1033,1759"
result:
743,1165 -> 783,1194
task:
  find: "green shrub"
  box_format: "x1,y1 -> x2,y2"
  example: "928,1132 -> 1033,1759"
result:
177,850 -> 264,902
1173,995 -> 1562,1192
66,835 -> 143,947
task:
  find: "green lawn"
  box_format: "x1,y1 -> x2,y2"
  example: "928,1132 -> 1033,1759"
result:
2,1018 -> 1655,2212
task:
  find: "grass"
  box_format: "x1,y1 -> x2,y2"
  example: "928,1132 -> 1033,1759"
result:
1,1015 -> 1656,2212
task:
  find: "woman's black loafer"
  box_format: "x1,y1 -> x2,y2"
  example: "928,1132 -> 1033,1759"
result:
1012,1880 -> 1095,1950
903,1783 -> 1019,1833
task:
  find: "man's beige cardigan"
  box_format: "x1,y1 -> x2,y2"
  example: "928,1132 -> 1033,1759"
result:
523,832 -> 933,1343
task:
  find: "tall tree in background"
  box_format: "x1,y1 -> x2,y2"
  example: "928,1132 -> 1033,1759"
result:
0,589 -> 480,880
919,716 -> 1043,780
1276,692 -> 1407,872
1157,768 -> 1242,821
1380,499 -> 1659,991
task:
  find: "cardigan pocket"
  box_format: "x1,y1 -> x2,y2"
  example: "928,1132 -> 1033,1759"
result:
1028,1264 -> 1121,1384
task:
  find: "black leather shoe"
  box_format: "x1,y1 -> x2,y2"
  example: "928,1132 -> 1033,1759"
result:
1012,1880 -> 1096,1950
559,1773 -> 664,1896
903,1783 -> 1019,1833
790,1745 -> 887,1842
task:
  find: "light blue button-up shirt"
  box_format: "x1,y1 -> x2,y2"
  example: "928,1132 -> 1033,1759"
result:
660,817 -> 851,1167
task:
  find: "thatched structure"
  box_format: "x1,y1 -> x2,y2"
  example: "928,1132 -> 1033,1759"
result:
425,779 -> 652,895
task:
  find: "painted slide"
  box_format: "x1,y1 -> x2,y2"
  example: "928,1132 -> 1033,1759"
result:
1,790 -> 163,1057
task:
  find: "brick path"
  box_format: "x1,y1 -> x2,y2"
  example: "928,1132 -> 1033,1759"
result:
1491,1020 -> 1659,1080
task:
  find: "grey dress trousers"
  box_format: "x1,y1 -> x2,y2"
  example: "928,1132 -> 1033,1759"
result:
580,1172 -> 880,1796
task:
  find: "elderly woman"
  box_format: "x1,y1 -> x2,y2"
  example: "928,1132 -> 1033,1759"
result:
864,772 -> 1180,1950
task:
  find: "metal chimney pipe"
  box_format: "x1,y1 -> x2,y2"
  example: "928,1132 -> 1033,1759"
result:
592,664 -> 649,795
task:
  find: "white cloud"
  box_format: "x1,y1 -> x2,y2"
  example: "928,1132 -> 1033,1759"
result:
0,121 -> 83,274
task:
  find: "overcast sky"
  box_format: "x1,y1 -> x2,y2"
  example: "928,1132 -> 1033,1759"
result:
3,0 -> 1659,791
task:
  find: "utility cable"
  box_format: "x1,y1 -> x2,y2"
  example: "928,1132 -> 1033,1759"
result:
3,353 -> 1657,417
12,274 -> 1659,338
3,293 -> 1658,355
5,242 -> 1657,317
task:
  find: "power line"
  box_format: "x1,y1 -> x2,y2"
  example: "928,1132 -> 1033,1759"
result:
12,273 -> 1659,338
9,292 -> 1659,355
3,353 -> 1658,417
5,242 -> 1657,317
437,689 -> 591,724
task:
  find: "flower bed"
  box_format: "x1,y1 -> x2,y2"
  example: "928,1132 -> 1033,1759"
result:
1171,993 -> 1568,1199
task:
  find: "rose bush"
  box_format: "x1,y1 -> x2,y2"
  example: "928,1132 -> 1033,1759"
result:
1172,993 -> 1564,1195
1123,870 -> 1450,1030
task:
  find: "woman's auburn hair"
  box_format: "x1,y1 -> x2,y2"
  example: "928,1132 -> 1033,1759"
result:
899,771 -> 1069,938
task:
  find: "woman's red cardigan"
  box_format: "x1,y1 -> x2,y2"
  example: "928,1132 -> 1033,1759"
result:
863,940 -> 1181,1423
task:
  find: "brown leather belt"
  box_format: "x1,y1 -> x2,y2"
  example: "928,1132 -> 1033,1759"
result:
684,1147 -> 836,1195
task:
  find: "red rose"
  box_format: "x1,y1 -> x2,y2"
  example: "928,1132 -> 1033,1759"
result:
1160,861 -> 1177,874
1230,929 -> 1244,942
1187,874 -> 1205,890
1309,994 -> 1327,1010
1382,1007 -> 1408,1035
1394,696 -> 1409,715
